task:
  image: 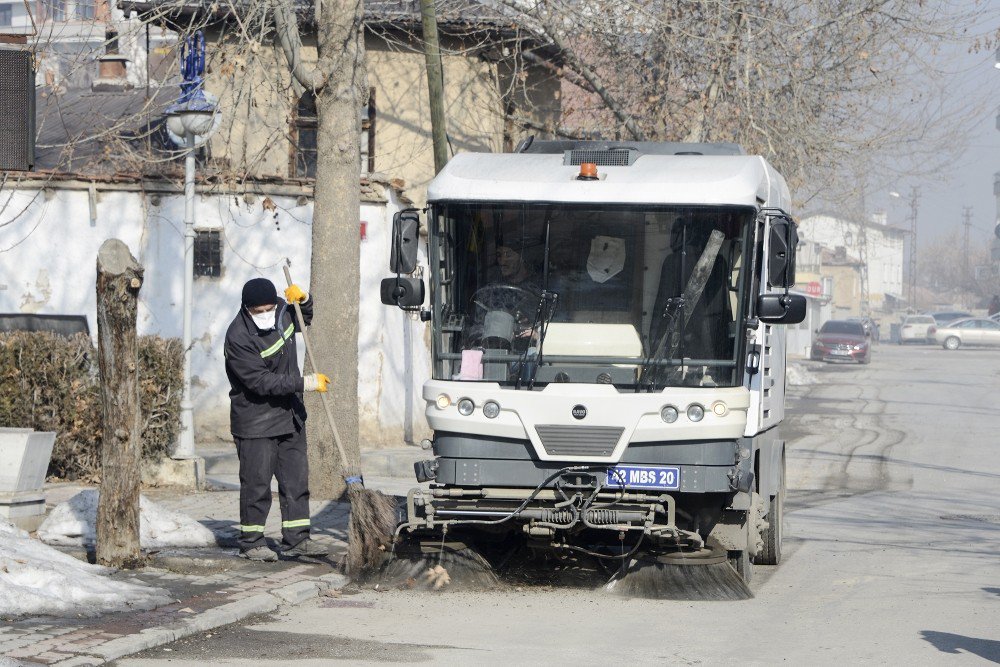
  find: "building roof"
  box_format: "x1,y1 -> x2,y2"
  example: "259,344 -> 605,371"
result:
33,84 -> 178,173
120,0 -> 539,37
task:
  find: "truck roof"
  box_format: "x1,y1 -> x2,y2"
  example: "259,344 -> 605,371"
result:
427,146 -> 790,209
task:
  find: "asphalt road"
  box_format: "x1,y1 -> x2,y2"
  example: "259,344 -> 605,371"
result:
119,345 -> 1000,666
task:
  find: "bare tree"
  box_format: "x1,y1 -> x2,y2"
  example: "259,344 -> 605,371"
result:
269,0 -> 367,498
499,0 -> 998,209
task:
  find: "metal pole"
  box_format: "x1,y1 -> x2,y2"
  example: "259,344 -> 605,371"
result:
908,187 -> 919,311
419,0 -> 448,173
176,133 -> 196,458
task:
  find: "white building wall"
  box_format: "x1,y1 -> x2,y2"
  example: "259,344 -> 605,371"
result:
799,214 -> 905,306
0,182 -> 431,447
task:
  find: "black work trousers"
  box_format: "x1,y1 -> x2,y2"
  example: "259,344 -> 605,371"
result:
235,424 -> 311,551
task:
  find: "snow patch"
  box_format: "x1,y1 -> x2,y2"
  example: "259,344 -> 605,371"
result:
0,519 -> 170,618
38,490 -> 217,548
786,363 -> 819,386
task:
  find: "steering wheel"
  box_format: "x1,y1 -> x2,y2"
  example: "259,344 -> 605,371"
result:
471,284 -> 538,316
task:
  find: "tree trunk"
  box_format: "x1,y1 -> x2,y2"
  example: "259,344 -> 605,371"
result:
95,238 -> 144,568
305,0 -> 368,499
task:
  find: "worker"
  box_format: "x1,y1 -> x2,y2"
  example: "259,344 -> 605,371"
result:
224,277 -> 329,562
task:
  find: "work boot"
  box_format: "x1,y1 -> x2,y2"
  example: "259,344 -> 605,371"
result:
283,538 -> 328,558
239,545 -> 279,562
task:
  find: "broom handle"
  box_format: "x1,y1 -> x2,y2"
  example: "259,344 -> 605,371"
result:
283,264 -> 353,473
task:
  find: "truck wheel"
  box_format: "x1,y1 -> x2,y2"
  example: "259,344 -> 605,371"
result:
755,455 -> 785,566
943,336 -> 960,350
729,549 -> 753,584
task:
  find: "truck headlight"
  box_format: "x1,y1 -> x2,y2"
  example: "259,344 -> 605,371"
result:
710,401 -> 728,417
660,405 -> 679,423
457,398 -> 475,416
435,394 -> 451,410
482,401 -> 501,419
687,404 -> 705,422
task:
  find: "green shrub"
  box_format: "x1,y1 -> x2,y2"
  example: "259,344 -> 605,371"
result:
0,332 -> 183,481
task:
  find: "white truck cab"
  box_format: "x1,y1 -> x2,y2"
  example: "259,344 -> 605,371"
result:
381,140 -> 805,583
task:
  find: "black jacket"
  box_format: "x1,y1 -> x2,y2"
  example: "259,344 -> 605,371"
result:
224,297 -> 313,438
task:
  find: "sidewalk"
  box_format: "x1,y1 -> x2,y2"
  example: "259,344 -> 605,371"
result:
0,446 -> 429,666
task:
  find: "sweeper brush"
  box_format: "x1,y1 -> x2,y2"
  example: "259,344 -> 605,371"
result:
378,539 -> 500,591
284,264 -> 396,578
606,557 -> 752,601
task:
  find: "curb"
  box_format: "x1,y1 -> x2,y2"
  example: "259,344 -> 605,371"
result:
35,572 -> 350,666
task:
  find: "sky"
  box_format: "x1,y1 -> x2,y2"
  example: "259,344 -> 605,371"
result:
868,13 -> 1000,248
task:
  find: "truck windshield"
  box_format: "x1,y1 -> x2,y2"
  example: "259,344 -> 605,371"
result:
431,203 -> 755,389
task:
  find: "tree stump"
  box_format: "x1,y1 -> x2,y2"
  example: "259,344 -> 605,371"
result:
95,239 -> 144,569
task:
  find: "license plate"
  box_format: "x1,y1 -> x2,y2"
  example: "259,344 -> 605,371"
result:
606,465 -> 680,490
832,350 -> 851,355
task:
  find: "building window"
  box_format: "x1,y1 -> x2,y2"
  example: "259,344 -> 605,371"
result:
45,0 -> 66,21
0,5 -> 12,26
291,92 -> 317,179
290,88 -> 376,178
194,230 -> 222,278
73,0 -> 93,19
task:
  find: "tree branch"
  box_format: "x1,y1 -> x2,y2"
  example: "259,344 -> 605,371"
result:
271,0 -> 327,91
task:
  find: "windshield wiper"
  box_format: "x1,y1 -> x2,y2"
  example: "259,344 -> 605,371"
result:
514,290 -> 558,390
640,229 -> 726,392
639,296 -> 685,391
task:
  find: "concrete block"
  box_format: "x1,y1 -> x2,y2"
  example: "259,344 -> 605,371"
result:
317,572 -> 349,589
141,457 -> 205,489
272,580 -> 320,604
0,428 -> 56,493
180,593 -> 280,633
88,627 -> 179,661
52,655 -> 103,666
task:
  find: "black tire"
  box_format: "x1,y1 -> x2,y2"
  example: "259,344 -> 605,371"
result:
943,336 -> 960,350
755,451 -> 785,566
729,549 -> 753,584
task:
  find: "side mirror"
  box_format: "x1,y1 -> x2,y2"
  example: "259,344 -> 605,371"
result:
757,293 -> 806,324
390,210 -> 420,274
380,277 -> 425,308
767,218 -> 798,289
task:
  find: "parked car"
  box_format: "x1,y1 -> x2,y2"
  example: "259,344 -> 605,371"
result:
899,314 -> 935,343
847,316 -> 880,342
929,318 -> 1000,350
811,320 -> 871,364
927,310 -> 973,325
989,312 -> 1000,324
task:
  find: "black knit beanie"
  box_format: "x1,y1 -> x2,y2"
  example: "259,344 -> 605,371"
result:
242,278 -> 278,308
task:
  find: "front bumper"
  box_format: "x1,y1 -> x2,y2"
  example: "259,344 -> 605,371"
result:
810,347 -> 866,361
417,432 -> 754,495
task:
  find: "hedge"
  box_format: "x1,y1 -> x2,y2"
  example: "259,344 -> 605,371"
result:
0,332 -> 183,481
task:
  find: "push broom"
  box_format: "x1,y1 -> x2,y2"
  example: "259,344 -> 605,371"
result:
283,263 -> 398,578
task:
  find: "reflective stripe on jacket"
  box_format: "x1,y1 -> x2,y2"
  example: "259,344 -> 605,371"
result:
224,297 -> 313,438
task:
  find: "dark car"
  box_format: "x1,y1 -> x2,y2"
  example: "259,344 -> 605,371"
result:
811,319 -> 871,364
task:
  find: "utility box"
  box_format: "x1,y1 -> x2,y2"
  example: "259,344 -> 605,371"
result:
0,48 -> 35,171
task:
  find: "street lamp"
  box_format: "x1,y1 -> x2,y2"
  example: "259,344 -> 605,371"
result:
890,188 -> 920,311
166,31 -> 219,460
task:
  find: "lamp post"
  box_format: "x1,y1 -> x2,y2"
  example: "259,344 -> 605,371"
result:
890,188 -> 920,311
166,31 -> 219,459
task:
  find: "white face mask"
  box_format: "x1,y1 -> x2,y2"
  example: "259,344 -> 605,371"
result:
248,308 -> 276,331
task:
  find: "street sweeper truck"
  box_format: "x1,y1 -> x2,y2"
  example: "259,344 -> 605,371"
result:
381,140 -> 805,587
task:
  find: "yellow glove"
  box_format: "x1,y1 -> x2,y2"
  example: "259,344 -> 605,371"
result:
303,373 -> 329,392
284,284 -> 308,304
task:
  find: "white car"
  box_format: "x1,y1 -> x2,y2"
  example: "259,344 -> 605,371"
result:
930,318 -> 1000,350
899,315 -> 935,343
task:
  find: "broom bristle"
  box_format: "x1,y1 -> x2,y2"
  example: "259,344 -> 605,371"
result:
379,544 -> 500,590
606,558 -> 752,600
345,482 -> 399,579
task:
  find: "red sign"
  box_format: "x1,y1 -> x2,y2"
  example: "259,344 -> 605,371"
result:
805,281 -> 822,297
